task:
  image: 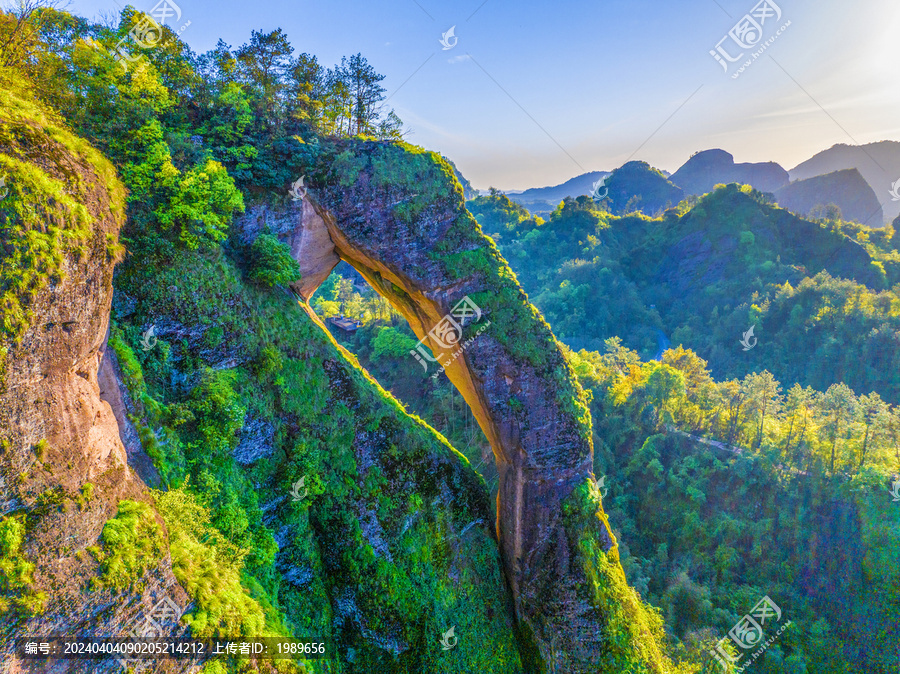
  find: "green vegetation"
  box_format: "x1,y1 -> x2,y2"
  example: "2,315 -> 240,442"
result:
467,187 -> 541,239
0,515 -> 48,620
96,500 -> 164,590
371,326 -> 419,361
103,229 -> 523,668
247,234 -> 302,287
570,338 -> 898,476
319,182 -> 900,671
315,140 -> 594,447
75,482 -> 95,509
564,339 -> 899,672
0,73 -> 124,381
4,4 -> 895,672
314,291 -> 496,493
313,270 -> 403,323
478,186 -> 900,403
154,488 -> 267,638
0,9 -> 527,670
33,439 -> 47,462
601,160 -> 685,216
108,327 -> 184,486
156,158 -> 246,250
562,479 -> 676,672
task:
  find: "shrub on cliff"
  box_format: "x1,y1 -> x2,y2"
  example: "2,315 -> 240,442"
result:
154,488 -> 270,640
247,233 -> 302,287
190,369 -> 247,454
155,158 -> 246,250
0,515 -> 48,619
95,500 -> 164,591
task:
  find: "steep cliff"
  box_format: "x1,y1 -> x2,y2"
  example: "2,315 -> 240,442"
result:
0,80 -> 198,672
0,83 -> 680,672
286,139 -> 676,672
106,181 -> 527,669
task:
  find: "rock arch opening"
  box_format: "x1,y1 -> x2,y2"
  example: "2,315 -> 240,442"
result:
284,141 -> 672,672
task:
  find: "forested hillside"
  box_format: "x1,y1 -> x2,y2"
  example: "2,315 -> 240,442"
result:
470,188 -> 900,401
0,11 -> 525,671
468,186 -> 899,672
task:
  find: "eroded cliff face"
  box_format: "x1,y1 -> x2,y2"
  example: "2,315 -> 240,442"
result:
286,140 -> 674,672
0,108 -> 124,485
0,87 -> 192,673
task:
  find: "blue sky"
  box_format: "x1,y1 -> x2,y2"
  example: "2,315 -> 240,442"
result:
63,0 -> 900,191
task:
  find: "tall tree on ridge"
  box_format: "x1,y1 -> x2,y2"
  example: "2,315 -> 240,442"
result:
782,384 -> 817,465
822,382 -> 858,474
235,28 -> 293,126
345,52 -> 385,136
742,371 -> 782,449
287,52 -> 324,128
857,392 -> 890,469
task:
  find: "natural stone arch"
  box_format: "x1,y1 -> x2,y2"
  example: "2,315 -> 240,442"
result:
288,141 -> 672,672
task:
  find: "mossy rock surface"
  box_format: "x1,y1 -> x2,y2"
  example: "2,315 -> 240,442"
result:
0,73 -> 124,376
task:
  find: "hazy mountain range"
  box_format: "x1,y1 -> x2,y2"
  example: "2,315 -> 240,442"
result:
500,142 -> 900,226
502,170 -> 610,214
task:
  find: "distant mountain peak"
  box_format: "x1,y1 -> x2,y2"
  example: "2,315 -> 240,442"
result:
775,167 -> 883,227
789,141 -> 900,225
603,160 -> 684,216
670,149 -> 789,195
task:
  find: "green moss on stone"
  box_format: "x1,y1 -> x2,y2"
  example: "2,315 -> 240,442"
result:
563,479 -> 677,673
0,76 -> 125,369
